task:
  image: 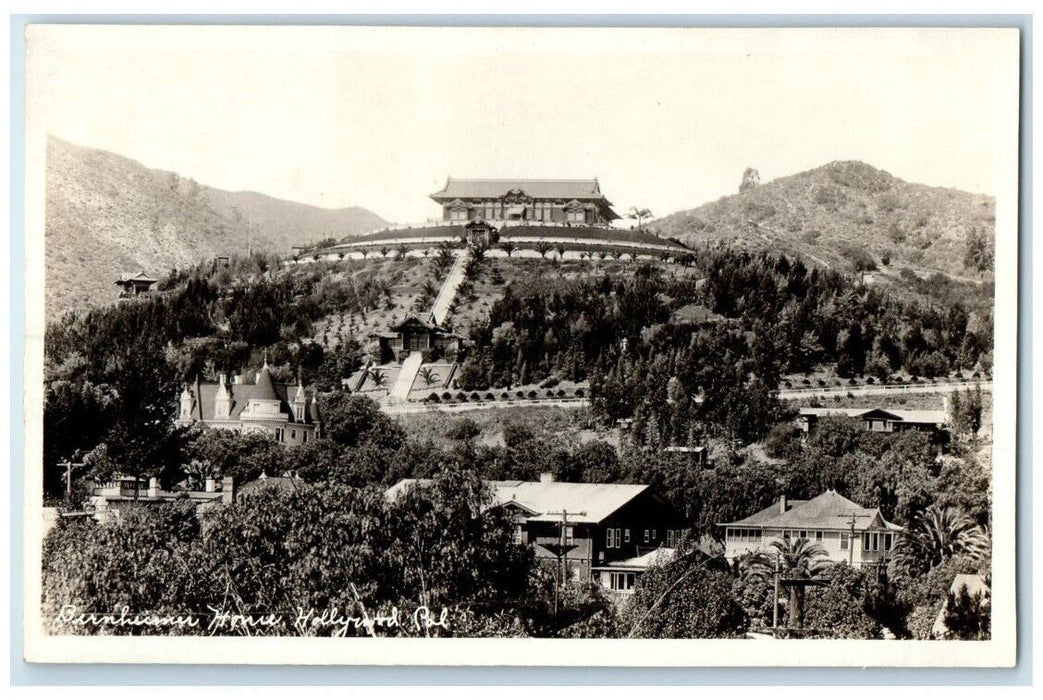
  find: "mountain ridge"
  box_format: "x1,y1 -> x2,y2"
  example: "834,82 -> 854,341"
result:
45,136 -> 388,318
653,160 -> 995,281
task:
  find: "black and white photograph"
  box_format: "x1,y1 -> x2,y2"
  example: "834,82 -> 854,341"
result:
20,24 -> 1021,667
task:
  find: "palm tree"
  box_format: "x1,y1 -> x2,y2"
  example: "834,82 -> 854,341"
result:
554,242 -> 567,260
396,244 -> 409,260
367,368 -> 388,389
379,246 -> 390,259
499,241 -> 517,258
628,206 -> 653,232
770,536 -> 829,629
534,241 -> 552,259
891,506 -> 990,580
418,367 -> 442,387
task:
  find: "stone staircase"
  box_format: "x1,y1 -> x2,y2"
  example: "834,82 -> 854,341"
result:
388,351 -> 424,400
430,251 -> 469,326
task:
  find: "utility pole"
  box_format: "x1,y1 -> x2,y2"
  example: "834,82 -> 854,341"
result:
772,554 -> 780,630
538,509 -> 586,619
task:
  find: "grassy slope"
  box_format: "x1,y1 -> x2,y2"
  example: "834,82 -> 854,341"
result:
45,136 -> 386,319
654,161 -> 995,281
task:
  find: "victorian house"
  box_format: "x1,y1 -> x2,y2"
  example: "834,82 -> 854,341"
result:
719,490 -> 903,571
176,361 -> 320,445
430,177 -> 621,225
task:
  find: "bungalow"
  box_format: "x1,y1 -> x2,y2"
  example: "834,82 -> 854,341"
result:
719,490 -> 902,570
386,474 -> 686,586
797,407 -> 948,438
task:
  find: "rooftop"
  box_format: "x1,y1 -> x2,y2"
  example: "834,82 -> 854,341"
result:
720,490 -> 901,532
799,407 -> 948,424
386,478 -> 651,525
431,178 -> 608,202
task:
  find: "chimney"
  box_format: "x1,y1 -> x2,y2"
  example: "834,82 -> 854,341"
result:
222,476 -> 235,504
205,477 -> 216,493
218,373 -> 227,386
779,494 -> 788,514
232,374 -> 240,385
148,477 -> 160,499
539,472 -> 555,484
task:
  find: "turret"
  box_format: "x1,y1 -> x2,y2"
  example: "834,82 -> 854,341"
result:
214,374 -> 231,419
292,371 -> 307,422
179,385 -> 195,421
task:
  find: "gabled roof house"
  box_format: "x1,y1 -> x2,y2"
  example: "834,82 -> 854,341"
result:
720,490 -> 902,569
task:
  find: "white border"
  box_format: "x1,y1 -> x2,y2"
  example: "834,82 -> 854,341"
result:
20,23 -> 1021,668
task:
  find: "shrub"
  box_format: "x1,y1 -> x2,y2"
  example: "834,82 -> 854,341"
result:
802,378 -> 811,386
427,393 -> 441,403
527,390 -> 538,399
516,391 -> 525,398
484,392 -> 495,401
500,392 -> 510,400
556,389 -> 567,397
866,377 -> 875,385
469,392 -> 481,401
540,377 -> 560,389
455,392 -> 467,401
445,417 -> 481,441
575,388 -> 585,397
442,391 -> 453,401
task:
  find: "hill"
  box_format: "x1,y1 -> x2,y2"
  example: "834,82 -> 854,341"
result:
44,137 -> 387,318
653,161 -> 995,281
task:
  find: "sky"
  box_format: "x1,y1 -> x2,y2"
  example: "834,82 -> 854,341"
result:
26,26 -> 1019,225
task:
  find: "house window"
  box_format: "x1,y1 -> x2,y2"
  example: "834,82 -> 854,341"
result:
290,429 -> 296,440
863,532 -> 882,552
884,533 -> 894,550
614,528 -> 622,547
815,531 -> 823,541
565,526 -> 574,546
606,529 -> 616,548
799,530 -> 808,539
275,428 -> 284,442
513,525 -> 523,545
644,529 -> 650,543
666,530 -> 678,547
840,532 -> 850,550
651,529 -> 657,540
624,529 -> 630,543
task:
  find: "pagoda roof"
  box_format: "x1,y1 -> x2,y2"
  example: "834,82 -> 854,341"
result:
115,271 -> 157,284
431,178 -> 609,202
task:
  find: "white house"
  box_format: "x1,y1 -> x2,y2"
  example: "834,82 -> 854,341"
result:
719,490 -> 902,570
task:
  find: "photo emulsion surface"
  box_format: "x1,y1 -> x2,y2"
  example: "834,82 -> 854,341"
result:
22,25 -> 1020,666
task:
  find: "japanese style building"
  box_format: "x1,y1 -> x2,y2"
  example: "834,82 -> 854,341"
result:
115,271 -> 157,299
176,362 -> 320,445
371,313 -> 463,364
430,177 -> 621,226
797,407 -> 949,440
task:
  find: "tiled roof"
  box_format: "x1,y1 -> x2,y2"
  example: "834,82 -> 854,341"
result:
431,178 -> 607,201
116,271 -> 157,283
386,478 -> 651,525
721,490 -> 900,532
